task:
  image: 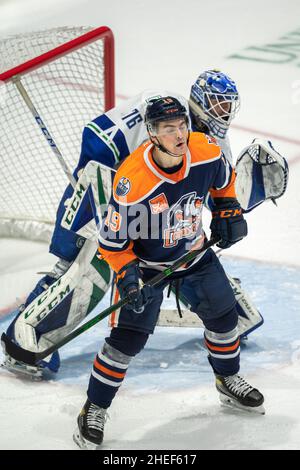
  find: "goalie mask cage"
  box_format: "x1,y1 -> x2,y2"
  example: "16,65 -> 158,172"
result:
0,26 -> 114,242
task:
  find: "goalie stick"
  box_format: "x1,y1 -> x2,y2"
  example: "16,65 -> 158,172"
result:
1,236 -> 220,366
13,77 -> 77,189
9,78 -> 116,194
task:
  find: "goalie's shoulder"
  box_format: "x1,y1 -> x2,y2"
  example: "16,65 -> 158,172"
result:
189,132 -> 222,166
113,141 -> 161,206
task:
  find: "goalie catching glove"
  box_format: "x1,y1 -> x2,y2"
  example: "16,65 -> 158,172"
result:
210,198 -> 248,249
234,138 -> 289,212
116,262 -> 151,314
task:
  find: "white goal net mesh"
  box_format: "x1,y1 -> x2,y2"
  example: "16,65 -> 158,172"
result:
0,26 -> 114,241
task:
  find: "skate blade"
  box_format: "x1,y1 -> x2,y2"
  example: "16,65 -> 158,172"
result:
1,359 -> 43,381
219,393 -> 265,415
73,427 -> 101,450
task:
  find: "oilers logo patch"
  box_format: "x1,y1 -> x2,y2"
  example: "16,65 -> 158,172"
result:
116,176 -> 131,197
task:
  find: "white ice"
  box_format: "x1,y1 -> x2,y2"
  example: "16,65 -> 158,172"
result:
0,0 -> 300,450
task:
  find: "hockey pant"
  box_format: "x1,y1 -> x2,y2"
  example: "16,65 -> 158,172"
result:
6,240 -> 112,367
166,274 -> 263,337
87,249 -> 240,408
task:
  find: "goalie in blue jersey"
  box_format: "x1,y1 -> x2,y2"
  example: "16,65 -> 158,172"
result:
2,70 -> 288,378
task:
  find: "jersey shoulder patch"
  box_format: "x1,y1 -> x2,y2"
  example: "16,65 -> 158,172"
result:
113,142 -> 161,205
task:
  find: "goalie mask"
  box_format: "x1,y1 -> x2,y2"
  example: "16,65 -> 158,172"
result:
189,69 -> 240,139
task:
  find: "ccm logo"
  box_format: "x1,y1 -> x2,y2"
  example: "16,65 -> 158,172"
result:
214,208 -> 242,218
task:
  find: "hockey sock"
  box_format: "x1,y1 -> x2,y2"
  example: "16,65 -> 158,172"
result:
106,327 -> 149,356
87,329 -> 149,408
204,327 -> 240,377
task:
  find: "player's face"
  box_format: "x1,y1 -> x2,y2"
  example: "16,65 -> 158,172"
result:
155,118 -> 189,156
209,98 -> 231,119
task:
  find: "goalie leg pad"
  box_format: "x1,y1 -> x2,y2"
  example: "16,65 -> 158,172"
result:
50,161 -> 115,257
61,160 -> 115,241
227,275 -> 264,337
49,183 -> 87,261
4,162 -> 115,374
9,240 -> 112,358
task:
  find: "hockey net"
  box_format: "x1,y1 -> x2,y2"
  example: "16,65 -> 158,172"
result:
0,26 -> 114,242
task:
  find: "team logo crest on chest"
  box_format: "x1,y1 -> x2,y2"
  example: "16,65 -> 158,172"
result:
164,192 -> 204,248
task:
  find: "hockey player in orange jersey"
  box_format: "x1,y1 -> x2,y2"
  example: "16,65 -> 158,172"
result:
3,71 -> 287,380
73,97 -> 265,450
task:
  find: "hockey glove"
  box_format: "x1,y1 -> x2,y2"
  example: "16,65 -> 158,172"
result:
116,262 -> 150,314
210,199 -> 248,249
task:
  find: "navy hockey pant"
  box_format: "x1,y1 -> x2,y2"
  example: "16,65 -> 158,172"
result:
87,249 -> 240,408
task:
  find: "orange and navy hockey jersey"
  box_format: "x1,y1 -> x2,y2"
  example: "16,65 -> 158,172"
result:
98,132 -> 236,274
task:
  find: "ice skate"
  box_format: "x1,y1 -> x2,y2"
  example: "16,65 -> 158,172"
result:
73,399 -> 108,450
1,352 -> 43,380
216,374 -> 265,415
1,336 -> 60,380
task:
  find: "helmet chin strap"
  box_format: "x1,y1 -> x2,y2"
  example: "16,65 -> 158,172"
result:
150,131 -> 190,158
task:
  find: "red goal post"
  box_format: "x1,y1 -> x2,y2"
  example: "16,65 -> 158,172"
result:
0,26 -> 115,241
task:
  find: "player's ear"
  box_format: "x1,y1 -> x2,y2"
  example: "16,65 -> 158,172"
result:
149,134 -> 159,146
